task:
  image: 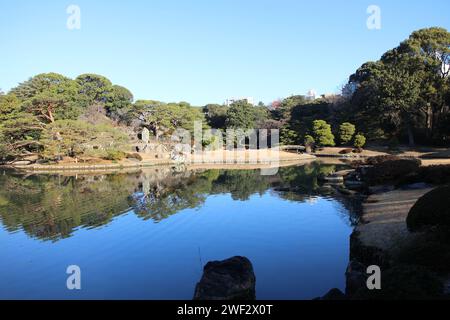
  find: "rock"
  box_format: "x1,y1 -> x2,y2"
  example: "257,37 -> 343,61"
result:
319,288 -> 346,300
345,260 -> 366,296
12,161 -> 31,166
126,153 -> 143,161
336,186 -> 356,196
194,256 -> 256,300
406,185 -> 450,232
344,180 -> 365,190
323,175 -> 344,183
339,148 -> 353,155
334,169 -> 354,177
22,155 -> 39,162
141,128 -> 150,144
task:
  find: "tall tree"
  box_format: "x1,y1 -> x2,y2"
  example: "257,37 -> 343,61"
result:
76,74 -> 114,111
203,104 -> 228,129
11,73 -> 82,124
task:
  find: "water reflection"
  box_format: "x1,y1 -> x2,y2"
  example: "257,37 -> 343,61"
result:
0,162 -> 358,242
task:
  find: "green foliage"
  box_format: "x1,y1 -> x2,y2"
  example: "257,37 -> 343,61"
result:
40,120 -> 98,159
304,135 -> 315,146
226,101 -> 261,130
0,93 -> 21,121
40,120 -> 129,160
280,127 -> 298,145
104,150 -> 127,161
107,85 -> 133,117
353,134 -> 366,149
312,120 -> 335,147
203,104 -> 228,129
348,27 -> 450,145
76,74 -> 114,107
12,73 -> 83,123
339,122 -> 356,145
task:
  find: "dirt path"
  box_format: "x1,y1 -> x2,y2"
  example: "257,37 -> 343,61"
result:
356,187 -> 433,253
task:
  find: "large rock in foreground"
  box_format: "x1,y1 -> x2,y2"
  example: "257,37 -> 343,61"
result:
194,256 -> 256,300
407,185 -> 450,232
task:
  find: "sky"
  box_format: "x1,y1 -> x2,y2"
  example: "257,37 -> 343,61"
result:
1,0 -> 449,106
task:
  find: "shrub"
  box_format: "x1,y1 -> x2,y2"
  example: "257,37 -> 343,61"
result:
359,156 -> 422,185
406,186 -> 450,232
281,127 -> 299,145
339,122 -> 356,145
366,155 -> 401,165
417,165 -> 450,185
353,134 -> 366,149
304,135 -> 315,146
103,150 -> 126,161
312,120 -> 335,147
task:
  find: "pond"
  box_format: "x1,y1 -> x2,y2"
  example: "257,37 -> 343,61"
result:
0,163 -> 358,300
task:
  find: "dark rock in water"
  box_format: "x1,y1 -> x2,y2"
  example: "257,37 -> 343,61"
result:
406,185 -> 450,232
345,260 -> 367,296
344,180 -> 365,191
319,288 -> 346,300
194,256 -> 256,300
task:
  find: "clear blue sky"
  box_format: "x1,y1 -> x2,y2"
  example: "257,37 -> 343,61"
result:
1,0 -> 449,106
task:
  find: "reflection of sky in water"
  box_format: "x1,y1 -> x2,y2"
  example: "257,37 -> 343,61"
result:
0,166 -> 354,300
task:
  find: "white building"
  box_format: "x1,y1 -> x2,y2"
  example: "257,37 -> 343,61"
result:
224,97 -> 255,106
305,89 -> 317,101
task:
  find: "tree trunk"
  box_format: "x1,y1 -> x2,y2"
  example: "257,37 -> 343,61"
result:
407,125 -> 415,147
426,105 -> 433,139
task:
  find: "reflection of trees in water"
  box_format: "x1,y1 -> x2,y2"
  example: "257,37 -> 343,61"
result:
0,172 -> 140,241
0,163 -> 357,241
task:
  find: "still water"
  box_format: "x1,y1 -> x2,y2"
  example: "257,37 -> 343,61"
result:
0,163 -> 357,300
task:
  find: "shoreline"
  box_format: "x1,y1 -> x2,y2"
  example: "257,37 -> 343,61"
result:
3,152 -> 318,174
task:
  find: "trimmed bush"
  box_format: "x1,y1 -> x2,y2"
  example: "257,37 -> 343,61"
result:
312,120 -> 335,147
359,156 -> 422,185
366,155 -> 403,165
304,135 -> 315,153
406,186 -> 450,232
304,135 -> 315,146
103,150 -> 126,161
417,165 -> 450,185
353,134 -> 366,149
339,122 -> 356,145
